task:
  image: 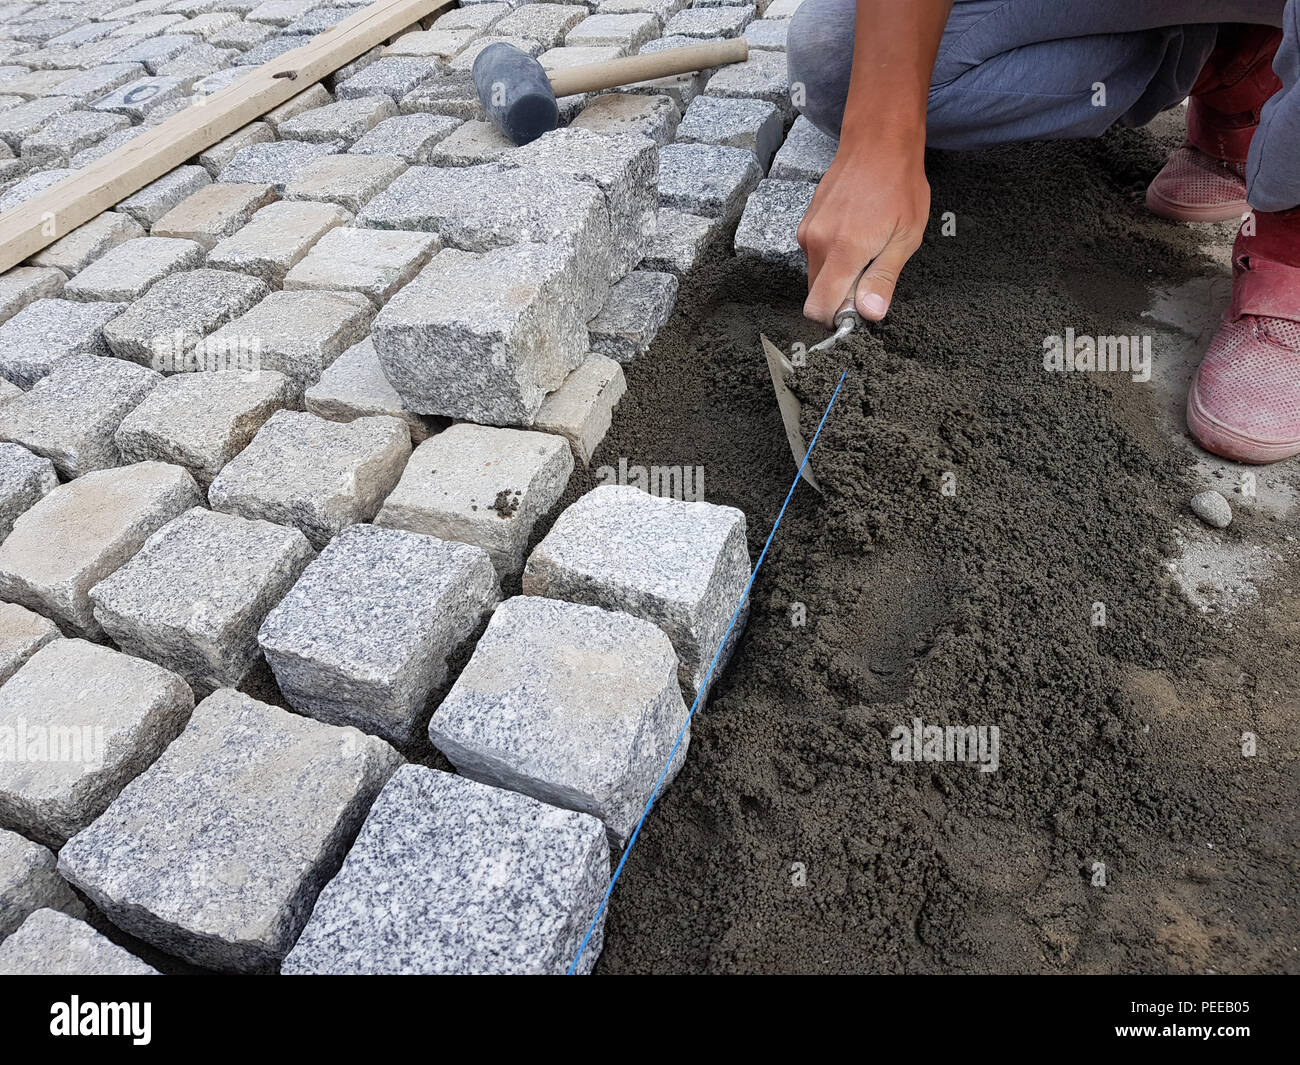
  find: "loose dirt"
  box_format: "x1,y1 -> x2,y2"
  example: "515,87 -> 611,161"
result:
565,119 -> 1300,974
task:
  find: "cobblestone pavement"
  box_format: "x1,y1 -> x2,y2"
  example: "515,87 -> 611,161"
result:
0,0 -> 814,975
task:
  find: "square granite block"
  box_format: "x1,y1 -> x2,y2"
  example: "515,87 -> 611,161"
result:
202,289 -> 374,387
447,35 -> 544,74
433,3 -> 512,32
523,484 -> 751,699
424,119 -> 516,167
2,439 -> 62,546
30,212 -> 146,277
18,109 -> 130,166
0,290 -> 122,386
217,139 -> 347,193
150,182 -> 278,251
261,84 -> 333,133
197,121 -> 275,176
0,267 -> 66,329
259,523 -> 499,745
0,831 -> 86,939
282,225 -> 438,305
769,113 -> 837,182
282,152 -> 408,213
88,506 -> 315,693
0,97 -> 78,150
303,338 -> 439,442
570,90 -> 679,145
383,26 -> 482,59
497,4 -> 590,47
703,45 -> 791,117
0,638 -> 193,847
206,199 -> 352,285
733,177 -> 813,271
0,601 -> 60,686
334,56 -> 436,100
370,244 -> 590,426
91,76 -> 186,120
397,73 -> 484,121
280,766 -> 609,975
664,4 -> 752,37
0,355 -> 160,478
676,93 -> 782,169
376,423 -> 573,577
1,444 -> 60,545
565,12 -> 660,49
0,169 -> 78,214
586,269 -> 677,362
116,165 -> 211,226
114,369 -> 299,486
742,15 -> 788,49
63,236 -> 205,302
532,352 -> 625,464
57,688 -> 402,972
0,462 -> 201,637
102,268 -> 268,370
278,95 -> 397,145
357,163 -> 611,315
499,126 -> 658,281
0,909 -> 158,975
657,140 -> 760,221
209,409 -> 411,548
347,112 -> 463,163
430,595 -> 689,846
110,33 -> 200,73
639,206 -> 717,274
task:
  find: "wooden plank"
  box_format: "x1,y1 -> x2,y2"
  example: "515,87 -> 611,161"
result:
0,0 -> 451,274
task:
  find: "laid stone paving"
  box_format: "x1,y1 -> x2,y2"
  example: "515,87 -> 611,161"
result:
0,908 -> 158,974
259,522 -> 499,744
209,409 -> 410,546
58,688 -> 402,972
0,637 -> 193,847
430,595 -> 689,847
89,505 -> 315,693
376,421 -> 573,576
0,0 -> 816,975
0,830 -> 86,939
0,462 -> 202,636
281,766 -> 609,975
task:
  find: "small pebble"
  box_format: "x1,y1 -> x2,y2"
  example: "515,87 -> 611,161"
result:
1190,490 -> 1233,529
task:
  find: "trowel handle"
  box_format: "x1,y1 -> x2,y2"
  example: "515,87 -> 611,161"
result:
547,38 -> 749,97
833,265 -> 871,330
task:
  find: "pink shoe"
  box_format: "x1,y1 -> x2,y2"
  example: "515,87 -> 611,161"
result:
1148,26 -> 1281,224
1146,146 -> 1248,222
1186,214 -> 1300,464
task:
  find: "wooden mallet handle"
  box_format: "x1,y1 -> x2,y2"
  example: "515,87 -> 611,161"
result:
547,38 -> 750,98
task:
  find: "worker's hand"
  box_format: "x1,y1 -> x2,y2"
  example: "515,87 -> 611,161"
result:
797,136 -> 930,326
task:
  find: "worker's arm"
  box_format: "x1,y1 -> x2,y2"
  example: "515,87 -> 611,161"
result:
798,0 -> 952,325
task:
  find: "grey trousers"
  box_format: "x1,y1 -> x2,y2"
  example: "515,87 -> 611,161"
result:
787,0 -> 1300,210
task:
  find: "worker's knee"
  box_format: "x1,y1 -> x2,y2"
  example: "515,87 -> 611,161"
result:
786,0 -> 857,136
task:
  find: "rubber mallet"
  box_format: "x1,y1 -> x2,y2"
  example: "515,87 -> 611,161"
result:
472,38 -> 750,146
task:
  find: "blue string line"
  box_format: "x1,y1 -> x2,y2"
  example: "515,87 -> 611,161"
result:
567,368 -> 849,975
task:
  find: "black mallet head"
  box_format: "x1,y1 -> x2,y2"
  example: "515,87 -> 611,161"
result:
472,42 -> 560,146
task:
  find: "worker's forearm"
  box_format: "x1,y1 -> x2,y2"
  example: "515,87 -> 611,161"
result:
842,0 -> 951,146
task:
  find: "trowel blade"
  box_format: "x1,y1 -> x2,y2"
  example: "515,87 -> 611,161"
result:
760,333 -> 821,493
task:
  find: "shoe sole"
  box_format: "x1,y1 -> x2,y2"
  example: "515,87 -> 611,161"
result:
1186,375 -> 1300,464
1146,184 -> 1249,223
